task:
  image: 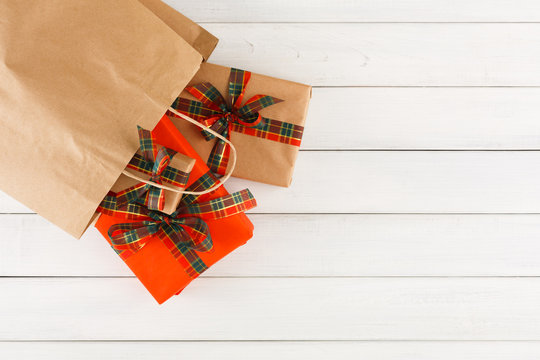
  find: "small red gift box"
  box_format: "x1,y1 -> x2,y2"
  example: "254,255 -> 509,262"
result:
95,115 -> 256,304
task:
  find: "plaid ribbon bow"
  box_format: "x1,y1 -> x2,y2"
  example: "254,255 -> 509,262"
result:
170,68 -> 304,175
98,171 -> 257,278
115,126 -> 190,212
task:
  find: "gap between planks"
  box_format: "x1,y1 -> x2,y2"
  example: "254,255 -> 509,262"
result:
4,340 -> 540,360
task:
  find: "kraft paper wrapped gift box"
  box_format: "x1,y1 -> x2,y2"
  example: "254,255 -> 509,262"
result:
112,152 -> 195,215
95,116 -> 256,304
110,126 -> 196,215
169,63 -> 312,187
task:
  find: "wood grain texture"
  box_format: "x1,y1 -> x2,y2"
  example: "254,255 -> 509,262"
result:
308,88 -> 540,150
221,151 -> 540,214
3,341 -> 540,360
6,151 -> 540,214
3,4 -> 540,355
3,277 -> 540,340
204,23 -> 540,86
166,0 -> 540,22
4,214 -> 540,277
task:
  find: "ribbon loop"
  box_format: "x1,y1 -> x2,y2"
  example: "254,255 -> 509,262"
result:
108,221 -> 160,250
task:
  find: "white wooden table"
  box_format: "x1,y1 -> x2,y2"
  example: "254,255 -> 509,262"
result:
3,0 -> 540,358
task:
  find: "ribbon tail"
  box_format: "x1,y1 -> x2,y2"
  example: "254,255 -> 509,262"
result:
177,247 -> 208,278
229,68 -> 251,109
183,189 -> 257,221
206,126 -> 231,176
157,225 -> 209,278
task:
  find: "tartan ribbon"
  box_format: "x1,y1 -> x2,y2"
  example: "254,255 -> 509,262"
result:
98,171 -> 257,278
169,68 -> 304,175
116,126 -> 190,212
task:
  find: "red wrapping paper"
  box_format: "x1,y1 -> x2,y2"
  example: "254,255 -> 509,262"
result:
95,115 -> 254,304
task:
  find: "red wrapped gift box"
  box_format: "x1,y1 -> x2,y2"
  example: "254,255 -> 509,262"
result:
95,115 -> 255,304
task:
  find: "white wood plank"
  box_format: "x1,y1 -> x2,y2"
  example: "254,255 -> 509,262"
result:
3,341 -> 540,360
7,87 -> 540,153
205,23 -> 540,86
4,278 -> 540,340
166,0 -> 540,23
1,88 -> 539,157
5,151 -> 540,214
4,214 -> 540,277
308,87 -> 540,150
0,192 -> 32,213
225,151 -> 540,213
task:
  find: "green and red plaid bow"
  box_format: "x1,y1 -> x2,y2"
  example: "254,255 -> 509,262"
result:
169,68 -> 304,175
115,126 -> 190,212
98,171 -> 257,278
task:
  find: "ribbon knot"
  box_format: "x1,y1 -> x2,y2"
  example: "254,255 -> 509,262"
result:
147,210 -> 164,222
113,126 -> 191,212
164,217 -> 171,225
224,112 -> 238,123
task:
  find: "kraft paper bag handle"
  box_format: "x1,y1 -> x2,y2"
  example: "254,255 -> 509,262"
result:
122,107 -> 236,196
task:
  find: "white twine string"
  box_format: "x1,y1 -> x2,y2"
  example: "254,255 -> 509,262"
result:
121,107 -> 236,196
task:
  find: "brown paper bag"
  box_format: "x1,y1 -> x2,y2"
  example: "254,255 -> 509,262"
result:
139,0 -> 218,60
0,0 -> 203,238
169,63 -> 312,187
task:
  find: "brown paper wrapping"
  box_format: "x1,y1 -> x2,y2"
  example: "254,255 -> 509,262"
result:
0,0 -> 203,238
111,152 -> 195,215
170,63 -> 312,187
138,0 -> 218,60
